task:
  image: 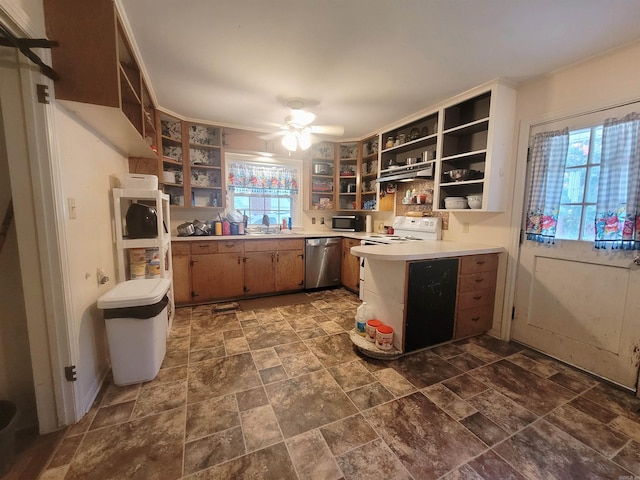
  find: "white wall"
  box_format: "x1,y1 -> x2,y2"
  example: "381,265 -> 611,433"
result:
53,105 -> 129,411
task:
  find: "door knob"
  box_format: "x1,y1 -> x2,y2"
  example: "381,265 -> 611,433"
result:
634,255 -> 640,266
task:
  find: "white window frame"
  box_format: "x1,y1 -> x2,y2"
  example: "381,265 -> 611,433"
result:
225,153 -> 304,227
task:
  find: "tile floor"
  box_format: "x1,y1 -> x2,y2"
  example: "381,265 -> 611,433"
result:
38,288 -> 640,479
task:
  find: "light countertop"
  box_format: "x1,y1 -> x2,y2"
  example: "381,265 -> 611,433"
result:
351,241 -> 504,261
171,231 -> 370,242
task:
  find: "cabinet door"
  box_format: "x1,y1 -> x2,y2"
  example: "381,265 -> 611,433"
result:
341,239 -> 360,293
192,253 -> 243,301
275,250 -> 305,292
244,252 -> 275,295
405,258 -> 458,352
172,255 -> 191,304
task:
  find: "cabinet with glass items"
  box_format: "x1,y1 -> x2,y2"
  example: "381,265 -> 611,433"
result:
378,113 -> 439,183
337,142 -> 359,210
435,83 -> 516,212
309,142 -> 336,210
160,116 -> 225,208
160,114 -> 185,206
360,135 -> 379,210
187,123 -> 224,208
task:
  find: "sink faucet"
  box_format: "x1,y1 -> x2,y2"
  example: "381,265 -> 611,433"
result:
262,214 -> 270,233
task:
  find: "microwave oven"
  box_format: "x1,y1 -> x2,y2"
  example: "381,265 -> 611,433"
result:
332,215 -> 365,232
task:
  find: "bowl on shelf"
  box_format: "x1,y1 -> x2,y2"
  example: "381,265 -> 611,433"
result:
467,195 -> 483,209
444,196 -> 468,209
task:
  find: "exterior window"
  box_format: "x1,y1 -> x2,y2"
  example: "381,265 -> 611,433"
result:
226,158 -> 301,227
556,126 -> 602,241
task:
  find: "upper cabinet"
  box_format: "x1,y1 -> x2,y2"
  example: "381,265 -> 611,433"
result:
337,142 -> 358,211
43,0 -> 158,158
160,114 -> 225,208
308,142 -> 336,210
360,136 -> 379,210
435,83 -> 516,212
375,81 -> 516,212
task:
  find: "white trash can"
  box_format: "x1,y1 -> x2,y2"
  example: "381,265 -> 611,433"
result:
97,278 -> 171,386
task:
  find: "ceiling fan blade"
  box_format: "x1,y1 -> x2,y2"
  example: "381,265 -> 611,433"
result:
259,131 -> 286,140
310,125 -> 344,136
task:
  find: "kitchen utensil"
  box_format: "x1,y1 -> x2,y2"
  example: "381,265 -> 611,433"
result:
467,195 -> 483,209
444,197 -> 468,209
445,169 -> 470,181
192,219 -> 211,235
177,222 -> 195,236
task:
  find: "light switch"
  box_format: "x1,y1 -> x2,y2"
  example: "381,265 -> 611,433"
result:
311,217 -> 316,224
68,198 -> 77,219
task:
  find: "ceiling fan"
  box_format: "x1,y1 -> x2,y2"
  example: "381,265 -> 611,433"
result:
264,99 -> 344,152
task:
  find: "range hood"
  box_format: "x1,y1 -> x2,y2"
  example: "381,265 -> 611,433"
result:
376,162 -> 433,183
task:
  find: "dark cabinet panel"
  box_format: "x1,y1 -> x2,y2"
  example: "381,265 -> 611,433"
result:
405,258 -> 458,352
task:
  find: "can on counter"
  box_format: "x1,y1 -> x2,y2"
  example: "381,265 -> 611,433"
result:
365,319 -> 383,343
129,262 -> 146,280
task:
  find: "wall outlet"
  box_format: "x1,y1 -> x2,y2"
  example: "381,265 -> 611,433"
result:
311,217 -> 316,225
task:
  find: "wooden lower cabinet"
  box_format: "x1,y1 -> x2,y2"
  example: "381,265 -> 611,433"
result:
172,243 -> 192,304
341,238 -> 360,293
244,251 -> 275,295
275,249 -> 305,291
191,253 -> 244,302
454,254 -> 498,338
173,238 -> 305,304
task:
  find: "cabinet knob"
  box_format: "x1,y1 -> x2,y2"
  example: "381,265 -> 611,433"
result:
475,278 -> 484,283
473,295 -> 482,300
471,316 -> 480,321
476,260 -> 485,265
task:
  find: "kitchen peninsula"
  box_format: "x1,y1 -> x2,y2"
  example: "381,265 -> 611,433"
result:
351,241 -> 503,356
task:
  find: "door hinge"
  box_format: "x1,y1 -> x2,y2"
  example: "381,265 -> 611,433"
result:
512,306 -> 516,320
64,365 -> 77,382
36,84 -> 49,104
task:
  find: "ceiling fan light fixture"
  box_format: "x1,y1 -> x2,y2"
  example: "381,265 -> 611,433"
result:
298,129 -> 312,150
282,131 -> 298,152
287,109 -> 316,127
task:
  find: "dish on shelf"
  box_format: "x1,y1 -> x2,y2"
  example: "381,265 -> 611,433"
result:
444,197 -> 468,209
467,195 -> 483,209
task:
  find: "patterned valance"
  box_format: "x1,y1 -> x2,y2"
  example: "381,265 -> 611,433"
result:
228,162 -> 298,195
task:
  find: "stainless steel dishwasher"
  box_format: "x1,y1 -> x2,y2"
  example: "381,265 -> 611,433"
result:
305,237 -> 342,289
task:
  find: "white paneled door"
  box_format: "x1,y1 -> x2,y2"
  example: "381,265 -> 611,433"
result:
513,240 -> 640,389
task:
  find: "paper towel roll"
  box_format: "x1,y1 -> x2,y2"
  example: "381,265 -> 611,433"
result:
365,214 -> 372,233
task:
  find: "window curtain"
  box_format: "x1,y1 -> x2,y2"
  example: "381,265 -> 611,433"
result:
525,128 -> 569,243
594,112 -> 640,250
227,162 -> 299,195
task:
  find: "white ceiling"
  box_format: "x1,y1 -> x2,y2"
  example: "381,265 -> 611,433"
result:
119,0 -> 640,141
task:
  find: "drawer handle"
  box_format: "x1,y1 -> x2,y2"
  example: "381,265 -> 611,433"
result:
471,316 -> 480,322
473,295 -> 482,300
198,245 -> 209,249
474,278 -> 484,283
476,260 -> 485,265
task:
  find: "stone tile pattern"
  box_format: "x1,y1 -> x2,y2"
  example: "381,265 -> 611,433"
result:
40,289 -> 640,479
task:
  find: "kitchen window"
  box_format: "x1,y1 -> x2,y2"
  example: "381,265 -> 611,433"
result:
226,156 -> 302,226
526,102 -> 640,249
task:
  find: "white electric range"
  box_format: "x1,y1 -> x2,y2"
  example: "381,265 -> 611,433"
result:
358,216 -> 442,297
359,215 -> 442,245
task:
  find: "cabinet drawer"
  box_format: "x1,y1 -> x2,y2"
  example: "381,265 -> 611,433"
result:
457,287 -> 495,309
458,270 -> 498,293
245,240 -> 279,252
277,239 -> 304,251
217,241 -> 244,253
172,242 -> 191,256
191,242 -> 218,255
455,304 -> 494,338
459,254 -> 499,275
